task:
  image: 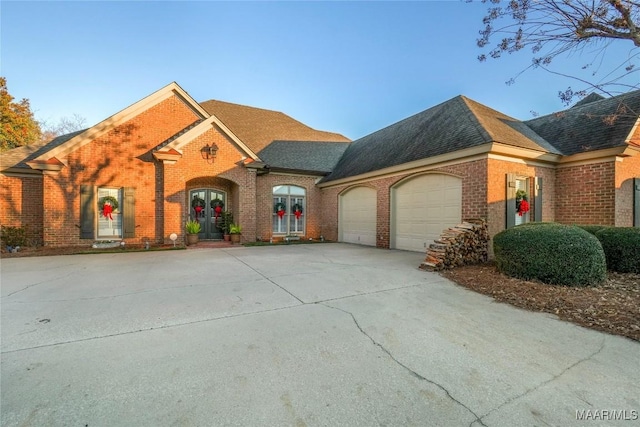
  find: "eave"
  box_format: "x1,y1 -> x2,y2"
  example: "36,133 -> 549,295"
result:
25,157 -> 65,174
318,142 -> 560,188
153,148 -> 182,164
556,145 -> 638,168
1,167 -> 44,178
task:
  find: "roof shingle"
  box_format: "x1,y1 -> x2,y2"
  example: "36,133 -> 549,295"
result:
525,90 -> 640,155
199,99 -> 350,155
322,95 -> 559,183
258,141 -> 350,175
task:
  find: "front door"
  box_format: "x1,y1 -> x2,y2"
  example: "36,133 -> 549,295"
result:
189,189 -> 226,240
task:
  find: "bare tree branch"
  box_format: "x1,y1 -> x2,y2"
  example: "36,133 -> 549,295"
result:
471,0 -> 640,104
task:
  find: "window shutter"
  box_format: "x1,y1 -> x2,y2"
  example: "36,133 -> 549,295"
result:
534,177 -> 543,222
634,178 -> 640,227
506,173 -> 516,228
80,185 -> 95,239
123,187 -> 136,238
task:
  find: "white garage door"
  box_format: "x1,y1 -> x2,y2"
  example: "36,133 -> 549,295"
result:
392,174 -> 462,252
339,186 -> 376,246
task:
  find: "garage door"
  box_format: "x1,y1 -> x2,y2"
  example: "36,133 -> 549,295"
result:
339,186 -> 376,246
392,174 -> 462,252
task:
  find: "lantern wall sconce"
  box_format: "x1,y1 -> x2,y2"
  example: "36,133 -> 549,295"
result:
201,143 -> 218,163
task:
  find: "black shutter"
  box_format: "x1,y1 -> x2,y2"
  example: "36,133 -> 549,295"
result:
123,187 -> 136,238
534,177 -> 543,222
634,178 -> 640,227
80,185 -> 95,239
506,173 -> 516,228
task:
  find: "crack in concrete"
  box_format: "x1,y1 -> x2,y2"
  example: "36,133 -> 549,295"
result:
3,276 -> 274,304
2,271 -> 79,299
321,302 -> 487,427
222,249 -> 305,304
1,303 -> 302,355
475,337 -> 607,425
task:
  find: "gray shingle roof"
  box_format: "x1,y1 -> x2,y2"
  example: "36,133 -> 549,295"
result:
258,141 -> 350,175
322,95 -> 559,183
571,93 -> 605,108
525,90 -> 640,155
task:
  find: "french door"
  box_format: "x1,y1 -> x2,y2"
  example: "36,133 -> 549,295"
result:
189,189 -> 226,240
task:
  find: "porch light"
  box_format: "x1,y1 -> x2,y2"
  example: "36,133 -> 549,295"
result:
201,143 -> 218,163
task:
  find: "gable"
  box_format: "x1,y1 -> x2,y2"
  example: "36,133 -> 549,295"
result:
5,82 -> 209,174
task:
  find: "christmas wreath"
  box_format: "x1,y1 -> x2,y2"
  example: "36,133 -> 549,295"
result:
98,196 -> 119,220
516,189 -> 530,216
292,203 -> 303,219
274,201 -> 286,219
211,198 -> 224,219
191,196 -> 206,218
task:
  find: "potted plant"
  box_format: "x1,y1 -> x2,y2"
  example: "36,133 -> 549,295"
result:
220,211 -> 233,242
185,219 -> 201,246
229,223 -> 242,244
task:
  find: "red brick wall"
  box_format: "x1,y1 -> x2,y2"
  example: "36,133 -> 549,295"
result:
161,128 -> 254,244
320,159 -> 489,248
320,158 -> 562,250
615,154 -> 640,226
41,95 -> 201,246
255,174 -> 323,241
486,158 -> 556,238
555,161 -> 616,225
0,174 -> 44,245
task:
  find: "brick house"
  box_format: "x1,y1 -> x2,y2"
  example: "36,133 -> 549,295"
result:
319,90 -> 640,251
1,82 -> 638,251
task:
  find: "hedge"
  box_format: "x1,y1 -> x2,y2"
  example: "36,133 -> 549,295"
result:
576,225 -> 609,236
493,223 -> 607,287
594,227 -> 640,273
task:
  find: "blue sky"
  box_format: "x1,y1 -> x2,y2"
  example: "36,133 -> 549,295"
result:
2,1 -> 637,140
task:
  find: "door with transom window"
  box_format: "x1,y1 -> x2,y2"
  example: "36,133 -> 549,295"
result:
273,185 -> 305,235
189,189 -> 226,240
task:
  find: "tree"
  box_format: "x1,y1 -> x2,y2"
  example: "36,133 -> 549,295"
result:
473,0 -> 640,104
39,113 -> 87,143
0,77 -> 42,151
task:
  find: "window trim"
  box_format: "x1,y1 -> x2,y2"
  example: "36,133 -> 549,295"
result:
272,185 -> 306,235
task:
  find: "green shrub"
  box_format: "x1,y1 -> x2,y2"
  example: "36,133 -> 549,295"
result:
594,227 -> 640,273
1,225 -> 28,247
185,219 -> 201,234
576,225 -> 609,236
493,223 -> 607,287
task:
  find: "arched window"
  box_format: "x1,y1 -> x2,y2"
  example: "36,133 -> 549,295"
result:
273,185 -> 305,234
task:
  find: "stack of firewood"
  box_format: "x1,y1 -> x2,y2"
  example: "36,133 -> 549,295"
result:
420,219 -> 489,271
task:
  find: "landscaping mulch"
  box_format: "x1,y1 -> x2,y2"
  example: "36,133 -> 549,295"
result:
441,262 -> 640,342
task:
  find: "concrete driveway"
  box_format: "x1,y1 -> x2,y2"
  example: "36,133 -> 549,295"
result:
1,244 -> 638,426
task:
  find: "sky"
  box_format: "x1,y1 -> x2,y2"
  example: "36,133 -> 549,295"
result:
2,0 -> 638,141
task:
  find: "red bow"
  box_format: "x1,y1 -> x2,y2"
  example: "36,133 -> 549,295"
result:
294,210 -> 302,219
277,209 -> 285,219
518,200 -> 530,216
194,205 -> 203,218
103,204 -> 113,220
214,206 -> 222,218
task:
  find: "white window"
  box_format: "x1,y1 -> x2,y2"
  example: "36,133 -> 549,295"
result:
273,185 -> 305,235
515,178 -> 530,226
97,187 -> 122,238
